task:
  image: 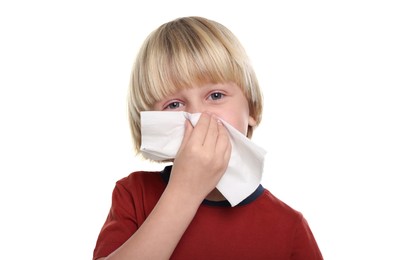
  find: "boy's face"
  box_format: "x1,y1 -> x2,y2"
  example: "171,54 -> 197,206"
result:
152,82 -> 256,136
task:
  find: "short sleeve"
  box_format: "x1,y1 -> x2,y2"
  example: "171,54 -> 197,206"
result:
92,182 -> 138,260
291,215 -> 324,260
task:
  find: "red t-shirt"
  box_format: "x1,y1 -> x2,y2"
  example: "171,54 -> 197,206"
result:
93,166 -> 323,259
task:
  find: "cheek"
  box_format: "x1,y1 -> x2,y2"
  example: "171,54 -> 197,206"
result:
216,111 -> 249,135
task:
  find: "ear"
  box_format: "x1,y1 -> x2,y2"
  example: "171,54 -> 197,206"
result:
248,115 -> 257,127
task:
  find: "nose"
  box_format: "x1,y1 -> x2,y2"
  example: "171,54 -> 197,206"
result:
185,102 -> 205,114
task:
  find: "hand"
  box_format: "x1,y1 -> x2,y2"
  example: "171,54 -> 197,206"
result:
168,112 -> 232,203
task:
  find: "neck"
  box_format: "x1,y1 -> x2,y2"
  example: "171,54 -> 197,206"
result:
205,188 -> 226,202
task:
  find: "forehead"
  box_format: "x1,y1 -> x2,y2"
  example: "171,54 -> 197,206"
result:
167,81 -> 239,96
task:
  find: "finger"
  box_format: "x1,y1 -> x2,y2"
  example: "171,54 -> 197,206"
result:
189,112 -> 211,145
178,119 -> 194,151
202,115 -> 220,149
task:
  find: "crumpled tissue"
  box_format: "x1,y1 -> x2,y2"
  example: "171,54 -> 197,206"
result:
140,111 -> 266,206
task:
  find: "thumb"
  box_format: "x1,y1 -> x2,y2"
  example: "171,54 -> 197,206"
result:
178,119 -> 193,151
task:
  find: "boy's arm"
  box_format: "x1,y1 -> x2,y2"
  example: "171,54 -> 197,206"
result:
94,188 -> 196,260
100,183 -> 202,260
100,113 -> 231,260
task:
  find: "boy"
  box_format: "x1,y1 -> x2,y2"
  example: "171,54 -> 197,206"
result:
93,16 -> 323,259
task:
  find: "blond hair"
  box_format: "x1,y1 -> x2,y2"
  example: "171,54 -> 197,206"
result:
128,16 -> 263,154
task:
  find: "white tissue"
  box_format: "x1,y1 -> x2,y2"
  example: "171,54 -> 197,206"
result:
140,111 -> 266,206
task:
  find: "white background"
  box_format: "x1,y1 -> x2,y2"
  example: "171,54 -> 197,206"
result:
0,1 -> 407,259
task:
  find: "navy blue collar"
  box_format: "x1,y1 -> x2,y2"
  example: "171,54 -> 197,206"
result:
160,165 -> 264,207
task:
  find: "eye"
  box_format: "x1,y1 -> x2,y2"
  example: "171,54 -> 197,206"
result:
164,101 -> 182,110
208,92 -> 224,101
